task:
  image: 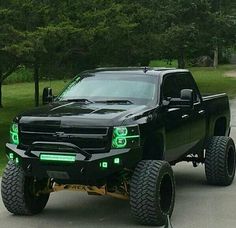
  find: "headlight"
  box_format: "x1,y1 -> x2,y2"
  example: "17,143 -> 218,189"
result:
10,123 -> 19,145
112,125 -> 140,149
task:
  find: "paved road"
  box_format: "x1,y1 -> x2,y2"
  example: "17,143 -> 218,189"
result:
1,102 -> 236,228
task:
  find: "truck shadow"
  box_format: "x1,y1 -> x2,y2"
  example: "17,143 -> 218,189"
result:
41,193 -> 139,227
174,163 -> 207,188
4,163 -> 235,227
32,164 -> 210,227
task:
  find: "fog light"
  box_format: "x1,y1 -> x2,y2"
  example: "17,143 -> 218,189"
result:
99,161 -> 108,168
10,123 -> 19,145
114,158 -> 120,164
15,157 -> 19,164
9,153 -> 14,160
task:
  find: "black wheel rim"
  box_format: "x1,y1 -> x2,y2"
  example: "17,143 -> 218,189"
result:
160,173 -> 173,214
227,145 -> 235,177
25,177 -> 40,199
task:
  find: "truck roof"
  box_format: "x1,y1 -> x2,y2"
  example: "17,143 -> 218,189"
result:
81,67 -> 189,77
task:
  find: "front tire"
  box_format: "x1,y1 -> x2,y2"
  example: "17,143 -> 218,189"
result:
130,160 -> 175,226
1,161 -> 50,215
205,136 -> 236,186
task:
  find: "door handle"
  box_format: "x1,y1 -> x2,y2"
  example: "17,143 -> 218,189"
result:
198,110 -> 205,115
182,114 -> 189,119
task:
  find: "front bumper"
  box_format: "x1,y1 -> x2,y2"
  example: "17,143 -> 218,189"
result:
6,143 -> 142,185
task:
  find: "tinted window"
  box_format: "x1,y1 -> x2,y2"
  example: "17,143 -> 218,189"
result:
162,76 -> 179,99
163,73 -> 199,101
175,73 -> 199,102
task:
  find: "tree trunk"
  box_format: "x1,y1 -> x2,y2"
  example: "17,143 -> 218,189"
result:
0,71 -> 3,108
213,46 -> 219,68
178,50 -> 185,69
34,63 -> 39,107
0,66 -> 18,108
0,79 -> 3,108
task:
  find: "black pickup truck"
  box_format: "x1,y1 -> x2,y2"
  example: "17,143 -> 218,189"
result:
1,67 -> 235,226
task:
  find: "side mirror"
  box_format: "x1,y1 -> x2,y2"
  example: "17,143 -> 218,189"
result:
42,87 -> 53,105
180,89 -> 194,104
164,89 -> 194,109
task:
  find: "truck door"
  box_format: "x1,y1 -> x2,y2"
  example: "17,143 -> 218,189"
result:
175,73 -> 207,152
162,74 -> 193,162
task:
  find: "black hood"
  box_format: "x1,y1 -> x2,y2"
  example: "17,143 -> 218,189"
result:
18,102 -> 150,127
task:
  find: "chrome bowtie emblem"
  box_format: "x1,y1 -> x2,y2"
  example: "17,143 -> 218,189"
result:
53,132 -> 65,138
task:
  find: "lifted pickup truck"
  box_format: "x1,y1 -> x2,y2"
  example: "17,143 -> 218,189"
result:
1,67 -> 235,226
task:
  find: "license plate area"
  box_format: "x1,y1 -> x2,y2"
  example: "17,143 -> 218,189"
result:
46,170 -> 70,179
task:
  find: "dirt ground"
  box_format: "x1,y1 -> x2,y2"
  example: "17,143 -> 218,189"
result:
225,70 -> 236,78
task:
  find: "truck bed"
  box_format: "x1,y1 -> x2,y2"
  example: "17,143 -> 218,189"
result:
202,93 -> 230,138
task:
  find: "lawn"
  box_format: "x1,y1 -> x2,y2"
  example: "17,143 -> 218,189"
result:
191,65 -> 236,99
150,61 -> 236,98
0,80 -> 68,172
0,65 -> 236,173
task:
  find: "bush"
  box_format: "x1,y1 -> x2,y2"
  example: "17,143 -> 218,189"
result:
3,67 -> 33,84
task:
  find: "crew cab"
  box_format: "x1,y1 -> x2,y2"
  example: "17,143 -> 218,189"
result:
2,67 -> 235,226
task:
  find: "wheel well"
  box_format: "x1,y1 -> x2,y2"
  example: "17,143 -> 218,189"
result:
214,117 -> 227,136
143,134 -> 164,160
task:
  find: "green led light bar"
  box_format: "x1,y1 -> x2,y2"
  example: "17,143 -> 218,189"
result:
125,135 -> 140,139
40,154 -> 76,163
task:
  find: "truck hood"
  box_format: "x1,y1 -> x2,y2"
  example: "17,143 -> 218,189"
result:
18,102 -> 150,127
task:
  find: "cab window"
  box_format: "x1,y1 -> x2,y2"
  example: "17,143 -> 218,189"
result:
162,73 -> 200,102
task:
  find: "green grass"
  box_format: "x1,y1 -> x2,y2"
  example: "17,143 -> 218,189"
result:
0,65 -> 236,174
150,60 -> 236,98
191,65 -> 236,99
0,80 -> 68,173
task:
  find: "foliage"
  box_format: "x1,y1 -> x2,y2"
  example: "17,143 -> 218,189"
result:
4,67 -> 33,84
0,0 -> 235,104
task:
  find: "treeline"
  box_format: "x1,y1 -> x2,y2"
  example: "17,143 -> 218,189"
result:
0,0 -> 236,105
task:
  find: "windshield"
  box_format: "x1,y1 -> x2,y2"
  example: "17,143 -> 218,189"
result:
57,73 -> 157,105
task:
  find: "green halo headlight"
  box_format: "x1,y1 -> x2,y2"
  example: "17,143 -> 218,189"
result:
113,137 -> 127,148
114,127 -> 128,137
10,123 -> 19,145
112,126 -> 140,149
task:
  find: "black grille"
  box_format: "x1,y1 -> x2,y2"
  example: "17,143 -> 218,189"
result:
19,124 -> 112,153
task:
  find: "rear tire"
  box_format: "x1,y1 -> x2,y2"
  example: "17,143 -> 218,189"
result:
130,160 -> 175,226
1,161 -> 50,215
205,136 -> 236,186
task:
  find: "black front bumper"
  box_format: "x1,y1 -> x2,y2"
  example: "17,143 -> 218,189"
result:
6,143 -> 142,185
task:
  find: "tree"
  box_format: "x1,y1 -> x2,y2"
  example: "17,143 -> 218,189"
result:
208,0 -> 236,67
0,22 -> 23,107
1,0 -> 236,103
0,0 -> 83,106
151,0 -> 213,68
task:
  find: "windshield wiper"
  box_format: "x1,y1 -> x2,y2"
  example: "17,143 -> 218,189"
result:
61,98 -> 94,104
95,99 -> 133,104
